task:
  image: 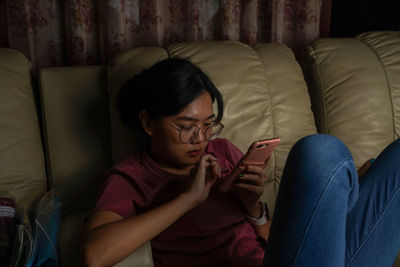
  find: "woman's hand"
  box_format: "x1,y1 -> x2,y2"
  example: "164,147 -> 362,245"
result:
185,154 -> 222,207
235,164 -> 267,216
219,160 -> 267,215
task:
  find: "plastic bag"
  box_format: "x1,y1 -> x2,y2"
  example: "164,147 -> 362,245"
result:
8,223 -> 33,266
25,190 -> 63,267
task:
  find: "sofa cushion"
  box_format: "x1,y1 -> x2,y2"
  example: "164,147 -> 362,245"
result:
39,66 -> 111,214
254,43 -> 317,181
0,47 -> 46,220
302,31 -> 400,167
107,47 -> 168,164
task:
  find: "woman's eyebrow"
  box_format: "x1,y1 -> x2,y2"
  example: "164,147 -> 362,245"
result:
176,114 -> 215,122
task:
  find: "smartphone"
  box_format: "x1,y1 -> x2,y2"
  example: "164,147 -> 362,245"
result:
241,137 -> 280,166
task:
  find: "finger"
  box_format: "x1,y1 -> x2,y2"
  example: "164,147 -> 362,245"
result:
199,154 -> 216,167
231,165 -> 243,177
262,156 -> 271,169
235,183 -> 264,194
200,154 -> 217,165
215,164 -> 221,178
205,168 -> 220,189
221,167 -> 229,174
195,156 -> 214,179
218,161 -> 244,192
262,173 -> 268,182
209,161 -> 222,178
244,164 -> 265,175
238,173 -> 264,186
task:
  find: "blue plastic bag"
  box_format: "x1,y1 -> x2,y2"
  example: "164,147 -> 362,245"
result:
26,190 -> 63,267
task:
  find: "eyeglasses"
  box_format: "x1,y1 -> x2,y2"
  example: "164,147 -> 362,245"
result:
167,121 -> 224,144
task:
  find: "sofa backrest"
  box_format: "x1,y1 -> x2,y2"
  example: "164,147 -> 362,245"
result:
302,31 -> 400,167
0,48 -> 47,220
39,66 -> 112,214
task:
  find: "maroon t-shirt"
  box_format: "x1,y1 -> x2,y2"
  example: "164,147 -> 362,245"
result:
93,138 -> 265,266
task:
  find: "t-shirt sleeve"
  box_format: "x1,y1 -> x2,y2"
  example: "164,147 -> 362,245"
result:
93,169 -> 143,218
224,139 -> 244,166
207,139 -> 244,171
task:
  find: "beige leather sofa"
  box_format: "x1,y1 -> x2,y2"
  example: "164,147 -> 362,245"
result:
1,31 -> 399,266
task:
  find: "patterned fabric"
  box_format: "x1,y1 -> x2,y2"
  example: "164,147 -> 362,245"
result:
5,0 -> 322,71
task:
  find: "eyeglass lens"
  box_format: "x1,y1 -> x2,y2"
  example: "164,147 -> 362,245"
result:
180,124 -> 222,143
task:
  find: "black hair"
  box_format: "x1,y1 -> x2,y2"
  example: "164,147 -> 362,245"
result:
117,58 -> 224,131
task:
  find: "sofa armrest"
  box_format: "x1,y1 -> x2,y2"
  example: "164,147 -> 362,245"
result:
114,242 -> 153,267
0,47 -> 46,222
59,212 -> 154,267
301,31 -> 400,168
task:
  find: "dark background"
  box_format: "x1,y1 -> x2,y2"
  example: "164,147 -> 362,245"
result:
330,0 -> 400,37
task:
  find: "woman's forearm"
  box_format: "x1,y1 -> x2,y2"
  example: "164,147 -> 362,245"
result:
253,220 -> 271,241
81,193 -> 195,267
245,201 -> 271,241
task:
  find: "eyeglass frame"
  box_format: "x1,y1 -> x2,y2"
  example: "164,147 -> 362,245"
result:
166,121 -> 224,144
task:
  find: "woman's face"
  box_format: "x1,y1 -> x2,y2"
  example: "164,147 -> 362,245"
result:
147,92 -> 215,174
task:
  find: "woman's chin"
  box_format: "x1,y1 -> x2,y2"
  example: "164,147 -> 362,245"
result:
184,158 -> 199,167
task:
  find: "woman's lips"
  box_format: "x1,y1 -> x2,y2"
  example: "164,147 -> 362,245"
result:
188,150 -> 201,157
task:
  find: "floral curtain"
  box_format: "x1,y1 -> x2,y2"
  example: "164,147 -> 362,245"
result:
5,0 -> 322,71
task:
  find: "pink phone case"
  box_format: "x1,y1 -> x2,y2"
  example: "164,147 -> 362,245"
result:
242,137 -> 280,166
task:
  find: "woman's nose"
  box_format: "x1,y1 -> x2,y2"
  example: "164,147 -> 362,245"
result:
191,128 -> 206,144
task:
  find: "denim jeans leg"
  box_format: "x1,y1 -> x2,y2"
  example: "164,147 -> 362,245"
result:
263,134 -> 358,267
345,138 -> 400,267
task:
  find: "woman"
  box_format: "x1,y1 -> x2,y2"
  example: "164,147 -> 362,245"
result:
81,58 -> 400,267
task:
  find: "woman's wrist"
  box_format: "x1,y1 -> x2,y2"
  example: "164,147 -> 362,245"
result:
245,201 -> 263,219
177,192 -> 199,212
246,202 -> 270,226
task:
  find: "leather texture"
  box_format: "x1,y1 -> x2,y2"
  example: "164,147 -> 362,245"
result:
0,47 -> 46,222
39,66 -> 117,267
254,43 -> 318,209
302,31 -> 400,168
108,47 -> 168,164
39,66 -> 111,214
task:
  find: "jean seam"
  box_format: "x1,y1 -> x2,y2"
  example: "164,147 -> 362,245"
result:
345,182 -> 400,266
291,159 -> 353,266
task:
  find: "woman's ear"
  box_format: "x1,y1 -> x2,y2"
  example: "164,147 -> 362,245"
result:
139,110 -> 154,136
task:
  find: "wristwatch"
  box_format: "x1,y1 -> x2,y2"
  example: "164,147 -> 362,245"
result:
246,202 -> 270,226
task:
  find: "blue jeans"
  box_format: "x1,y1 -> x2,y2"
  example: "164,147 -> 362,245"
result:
263,134 -> 400,267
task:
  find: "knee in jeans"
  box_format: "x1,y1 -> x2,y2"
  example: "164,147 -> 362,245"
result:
287,134 -> 357,192
291,134 -> 350,160
375,138 -> 400,176
390,138 -> 400,150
